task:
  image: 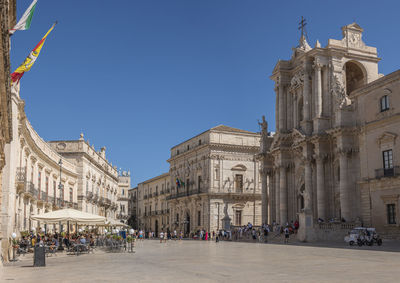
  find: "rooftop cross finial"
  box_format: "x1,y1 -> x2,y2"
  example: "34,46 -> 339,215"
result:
298,16 -> 307,39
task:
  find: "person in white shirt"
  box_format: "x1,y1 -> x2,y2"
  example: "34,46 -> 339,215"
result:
160,231 -> 164,243
284,227 -> 290,244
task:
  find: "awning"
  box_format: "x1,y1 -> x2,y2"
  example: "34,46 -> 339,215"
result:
30,208 -> 106,225
104,218 -> 130,228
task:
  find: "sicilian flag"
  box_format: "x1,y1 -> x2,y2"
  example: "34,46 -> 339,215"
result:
11,22 -> 56,84
9,0 -> 38,35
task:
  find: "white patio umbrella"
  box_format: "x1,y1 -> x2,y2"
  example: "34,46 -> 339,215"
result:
104,218 -> 130,228
30,208 -> 106,225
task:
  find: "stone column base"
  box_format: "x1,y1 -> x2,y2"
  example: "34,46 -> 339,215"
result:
298,211 -> 316,242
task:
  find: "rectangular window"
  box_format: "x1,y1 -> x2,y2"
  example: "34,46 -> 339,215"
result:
383,150 -> 394,176
381,95 -> 389,112
176,213 -> 179,224
38,171 -> 41,199
198,210 -> 201,226
198,175 -> 202,191
45,176 -> 49,201
53,180 -> 56,202
387,204 -> 396,224
235,174 -> 243,192
86,180 -> 89,195
235,210 -> 242,226
69,188 -> 73,202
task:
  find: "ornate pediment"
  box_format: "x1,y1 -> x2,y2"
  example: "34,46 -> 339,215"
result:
231,164 -> 247,171
377,132 -> 397,146
292,128 -> 306,146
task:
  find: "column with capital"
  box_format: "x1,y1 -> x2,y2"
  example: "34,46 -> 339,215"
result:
269,170 -> 276,223
302,61 -> 312,134
275,168 -> 280,223
304,159 -> 313,213
314,58 -> 323,117
266,171 -> 272,224
261,167 -> 268,225
279,166 -> 287,225
275,86 -> 279,133
315,156 -> 326,220
278,79 -> 286,132
339,150 -> 351,221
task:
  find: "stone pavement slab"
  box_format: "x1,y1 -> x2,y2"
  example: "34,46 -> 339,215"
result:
2,240 -> 400,282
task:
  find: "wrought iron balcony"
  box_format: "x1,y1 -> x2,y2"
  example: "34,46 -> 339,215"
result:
375,166 -> 400,178
166,187 -> 208,200
56,198 -> 65,208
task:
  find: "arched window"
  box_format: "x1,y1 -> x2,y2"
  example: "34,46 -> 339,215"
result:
344,61 -> 366,95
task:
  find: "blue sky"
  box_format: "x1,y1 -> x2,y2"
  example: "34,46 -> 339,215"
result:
10,0 -> 400,186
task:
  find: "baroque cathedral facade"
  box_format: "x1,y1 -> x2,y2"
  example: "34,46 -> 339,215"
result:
261,23 -> 400,239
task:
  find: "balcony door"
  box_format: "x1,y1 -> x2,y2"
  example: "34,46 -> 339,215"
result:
383,150 -> 394,176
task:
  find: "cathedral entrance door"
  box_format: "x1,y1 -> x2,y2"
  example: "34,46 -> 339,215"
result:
184,212 -> 190,237
155,219 -> 159,237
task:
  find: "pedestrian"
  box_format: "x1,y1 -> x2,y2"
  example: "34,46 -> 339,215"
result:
284,226 -> 290,244
205,231 -> 208,241
160,231 -> 164,243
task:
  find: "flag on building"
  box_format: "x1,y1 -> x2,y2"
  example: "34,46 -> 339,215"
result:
9,0 -> 38,35
175,178 -> 186,189
11,22 -> 56,84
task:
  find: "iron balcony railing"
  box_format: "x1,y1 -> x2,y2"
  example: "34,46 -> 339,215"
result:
375,166 -> 400,178
56,198 -> 65,207
27,182 -> 38,198
166,187 -> 208,200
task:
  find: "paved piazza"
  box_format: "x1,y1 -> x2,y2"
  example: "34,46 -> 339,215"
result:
2,240 -> 400,282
